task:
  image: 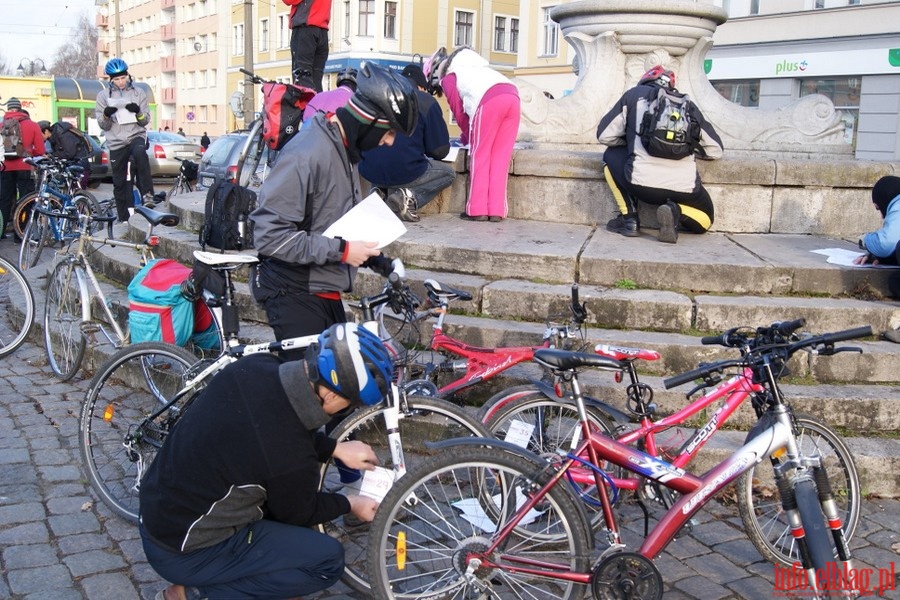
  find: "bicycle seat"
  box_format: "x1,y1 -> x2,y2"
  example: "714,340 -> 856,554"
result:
134,205 -> 179,227
594,343 -> 661,363
423,279 -> 473,304
193,250 -> 259,268
533,348 -> 622,373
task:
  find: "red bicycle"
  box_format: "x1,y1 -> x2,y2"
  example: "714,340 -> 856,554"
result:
480,319 -> 860,569
367,323 -> 871,599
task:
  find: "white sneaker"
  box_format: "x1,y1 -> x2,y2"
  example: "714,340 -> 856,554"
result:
397,188 -> 419,222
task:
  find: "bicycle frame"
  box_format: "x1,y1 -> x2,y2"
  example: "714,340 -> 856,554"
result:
475,416 -> 799,586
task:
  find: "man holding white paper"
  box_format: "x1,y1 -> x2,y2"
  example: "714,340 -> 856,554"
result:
250,63 -> 419,356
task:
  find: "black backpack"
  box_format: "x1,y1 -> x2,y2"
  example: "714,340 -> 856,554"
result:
639,87 -> 701,160
199,181 -> 257,252
50,122 -> 92,161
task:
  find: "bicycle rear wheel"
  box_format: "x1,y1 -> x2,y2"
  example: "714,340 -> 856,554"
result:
0,256 -> 34,358
368,446 -> 592,600
11,192 -> 42,241
43,260 -> 87,380
737,414 -> 859,567
79,342 -> 199,522
73,191 -> 103,236
318,396 -> 491,594
18,209 -> 50,271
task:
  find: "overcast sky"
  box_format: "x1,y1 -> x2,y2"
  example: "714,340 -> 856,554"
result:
0,0 -> 97,72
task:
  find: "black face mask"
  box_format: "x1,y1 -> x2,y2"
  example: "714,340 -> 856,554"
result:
336,108 -> 388,164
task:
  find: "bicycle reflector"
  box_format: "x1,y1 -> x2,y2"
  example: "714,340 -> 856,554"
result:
396,530 -> 407,570
148,235 -> 160,246
103,404 -> 115,422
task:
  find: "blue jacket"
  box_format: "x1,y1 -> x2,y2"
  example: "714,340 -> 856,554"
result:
358,89 -> 450,187
862,195 -> 900,259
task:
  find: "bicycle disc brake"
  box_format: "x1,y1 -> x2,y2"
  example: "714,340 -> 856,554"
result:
591,552 -> 663,600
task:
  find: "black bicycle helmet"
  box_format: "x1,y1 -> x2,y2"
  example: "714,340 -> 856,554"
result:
310,323 -> 394,406
351,62 -> 418,136
105,58 -> 129,78
336,67 -> 359,90
638,65 -> 675,89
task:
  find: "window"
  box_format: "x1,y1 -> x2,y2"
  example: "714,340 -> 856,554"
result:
541,7 -> 558,57
711,80 -> 759,107
233,24 -> 244,56
384,1 -> 397,39
358,0 -> 374,36
815,0 -> 825,8
494,15 -> 519,53
750,0 -> 759,14
260,18 -> 269,52
278,15 -> 290,48
344,1 -> 350,38
455,10 -> 474,47
799,77 -> 861,146
510,18 -> 519,53
495,17 -> 506,52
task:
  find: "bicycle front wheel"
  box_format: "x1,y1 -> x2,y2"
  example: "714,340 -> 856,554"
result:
368,446 -> 592,600
80,342 -> 199,522
738,414 -> 859,567
319,396 -> 491,595
0,256 -> 35,358
18,209 -> 50,271
793,477 -> 836,574
11,192 -> 41,241
73,191 -> 102,236
44,260 -> 87,380
235,119 -> 265,188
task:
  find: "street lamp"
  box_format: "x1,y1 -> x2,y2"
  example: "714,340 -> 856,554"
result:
16,58 -> 48,77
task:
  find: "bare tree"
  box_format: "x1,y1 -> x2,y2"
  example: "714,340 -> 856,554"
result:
51,14 -> 99,79
0,53 -> 8,75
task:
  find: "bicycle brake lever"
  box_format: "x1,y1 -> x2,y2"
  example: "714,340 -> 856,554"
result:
818,345 -> 863,356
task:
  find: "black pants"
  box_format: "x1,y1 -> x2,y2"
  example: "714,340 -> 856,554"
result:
110,137 -> 154,222
0,169 -> 35,231
603,145 -> 714,233
290,25 -> 328,92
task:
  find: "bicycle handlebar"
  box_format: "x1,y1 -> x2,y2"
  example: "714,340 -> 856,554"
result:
570,283 -> 588,324
665,324 -> 872,389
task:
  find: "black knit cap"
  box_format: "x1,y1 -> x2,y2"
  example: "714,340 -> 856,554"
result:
402,64 -> 428,90
872,176 -> 900,218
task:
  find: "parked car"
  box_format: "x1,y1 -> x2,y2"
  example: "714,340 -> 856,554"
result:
85,135 -> 110,188
146,131 -> 202,177
197,131 -> 270,190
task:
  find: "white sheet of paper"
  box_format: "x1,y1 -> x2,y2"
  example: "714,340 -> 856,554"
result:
503,420 -> 536,449
359,466 -> 395,502
811,248 -> 868,267
451,489 -> 546,534
108,98 -> 138,124
442,146 -> 461,162
322,192 -> 406,248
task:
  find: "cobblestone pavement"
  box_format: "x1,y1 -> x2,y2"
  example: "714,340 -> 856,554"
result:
1,241 -> 898,599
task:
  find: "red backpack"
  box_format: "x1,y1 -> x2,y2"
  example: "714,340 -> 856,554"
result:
261,81 -> 316,151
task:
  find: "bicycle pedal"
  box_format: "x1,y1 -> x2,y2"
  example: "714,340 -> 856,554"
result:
80,321 -> 101,335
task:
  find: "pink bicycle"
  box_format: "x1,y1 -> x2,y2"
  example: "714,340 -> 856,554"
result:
367,323 -> 870,599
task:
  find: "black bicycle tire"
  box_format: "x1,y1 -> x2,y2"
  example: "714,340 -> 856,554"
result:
11,191 -> 41,241
477,384 -> 561,424
79,341 -> 199,522
793,478 -> 836,575
317,396 -> 491,595
43,260 -> 87,380
737,414 -> 859,567
73,190 -> 103,235
0,256 -> 35,358
18,209 -> 50,271
367,445 -> 592,600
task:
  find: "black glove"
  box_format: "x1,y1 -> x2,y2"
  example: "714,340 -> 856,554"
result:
125,103 -> 140,113
103,106 -> 118,117
363,253 -> 394,278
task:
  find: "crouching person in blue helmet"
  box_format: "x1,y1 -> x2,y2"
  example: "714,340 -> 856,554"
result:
140,322 -> 393,600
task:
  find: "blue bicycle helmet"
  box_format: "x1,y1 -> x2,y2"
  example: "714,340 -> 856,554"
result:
105,58 -> 129,78
312,323 -> 393,406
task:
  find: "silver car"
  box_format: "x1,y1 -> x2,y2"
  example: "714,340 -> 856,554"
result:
147,131 -> 202,177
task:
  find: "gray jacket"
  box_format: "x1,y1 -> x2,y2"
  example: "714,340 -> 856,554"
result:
95,81 -> 151,150
250,113 -> 363,298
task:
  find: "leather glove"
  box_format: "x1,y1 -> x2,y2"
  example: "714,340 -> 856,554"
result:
125,103 -> 140,113
363,253 -> 394,278
103,106 -> 118,117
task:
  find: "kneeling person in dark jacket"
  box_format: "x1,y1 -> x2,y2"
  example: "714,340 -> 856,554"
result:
140,322 -> 392,600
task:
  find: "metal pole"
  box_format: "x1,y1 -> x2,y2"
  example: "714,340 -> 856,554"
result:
243,0 -> 255,129
114,0 -> 121,56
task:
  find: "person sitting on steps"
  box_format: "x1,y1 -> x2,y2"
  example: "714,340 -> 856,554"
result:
596,65 -> 723,243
